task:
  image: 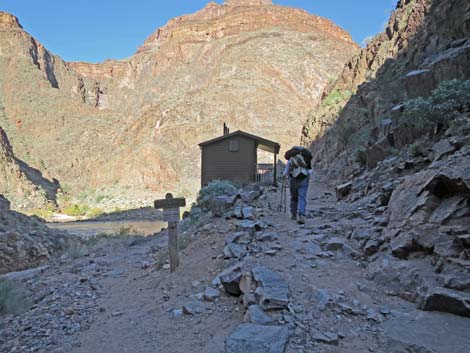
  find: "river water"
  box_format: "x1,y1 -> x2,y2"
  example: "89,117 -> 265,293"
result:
47,220 -> 168,238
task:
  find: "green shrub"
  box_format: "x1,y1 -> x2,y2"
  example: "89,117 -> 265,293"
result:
65,245 -> 88,259
0,279 -> 31,315
196,180 -> 237,206
354,147 -> 368,166
403,79 -> 470,129
409,141 -> 426,157
62,204 -> 90,217
323,89 -> 353,107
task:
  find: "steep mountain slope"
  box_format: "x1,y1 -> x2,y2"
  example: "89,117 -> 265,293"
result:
0,0 -> 358,208
302,0 -> 470,173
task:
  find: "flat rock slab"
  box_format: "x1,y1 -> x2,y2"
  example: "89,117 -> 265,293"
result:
225,324 -> 289,353
419,287 -> 470,317
182,301 -> 205,315
238,220 -> 268,232
252,267 -> 289,310
203,287 -> 221,302
322,237 -> 346,251
256,232 -> 279,242
245,305 -> 274,325
381,311 -> 470,353
224,243 -> 247,260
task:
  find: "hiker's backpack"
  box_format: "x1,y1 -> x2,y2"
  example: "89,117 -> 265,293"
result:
290,153 -> 309,179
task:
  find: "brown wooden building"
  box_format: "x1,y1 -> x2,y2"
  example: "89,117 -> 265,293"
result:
199,127 -> 281,186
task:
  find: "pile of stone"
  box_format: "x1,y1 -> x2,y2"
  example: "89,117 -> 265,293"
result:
216,264 -> 291,353
0,194 -> 78,274
340,142 -> 470,318
0,256 -> 104,352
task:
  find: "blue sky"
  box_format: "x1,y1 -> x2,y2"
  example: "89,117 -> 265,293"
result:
0,0 -> 397,63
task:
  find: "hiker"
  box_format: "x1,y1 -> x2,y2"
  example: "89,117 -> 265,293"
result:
283,146 -> 313,224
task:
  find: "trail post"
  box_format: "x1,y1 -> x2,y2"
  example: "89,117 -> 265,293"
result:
154,193 -> 186,273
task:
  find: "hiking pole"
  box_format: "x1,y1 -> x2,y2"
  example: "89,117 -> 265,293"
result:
283,177 -> 287,213
278,177 -> 285,212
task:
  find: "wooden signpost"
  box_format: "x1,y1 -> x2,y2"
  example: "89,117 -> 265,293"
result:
154,193 -> 186,273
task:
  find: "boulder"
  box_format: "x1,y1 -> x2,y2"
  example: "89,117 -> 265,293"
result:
224,243 -> 247,260
225,324 -> 289,353
381,310 -> 470,353
203,287 -> 221,302
310,330 -> 339,346
218,264 -> 243,296
237,220 -> 268,232
419,287 -> 470,317
242,207 -> 256,220
207,196 -> 237,217
226,231 -> 253,245
256,232 -> 279,242
240,190 -> 262,203
252,267 -> 289,310
335,182 -> 352,200
432,139 -> 457,160
182,301 -> 205,315
363,239 -> 381,256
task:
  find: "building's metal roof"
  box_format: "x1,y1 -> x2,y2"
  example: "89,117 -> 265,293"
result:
199,130 -> 281,154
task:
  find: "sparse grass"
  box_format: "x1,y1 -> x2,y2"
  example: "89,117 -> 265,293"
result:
322,89 -> 353,107
85,207 -> 104,219
81,225 -> 143,248
0,279 -> 32,315
29,206 -> 55,220
62,204 -> 90,217
95,195 -> 109,203
178,205 -> 211,233
65,245 -> 88,259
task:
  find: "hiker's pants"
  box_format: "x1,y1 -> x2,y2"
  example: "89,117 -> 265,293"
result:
289,176 -> 309,216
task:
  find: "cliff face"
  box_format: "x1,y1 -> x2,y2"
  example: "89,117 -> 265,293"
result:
0,127 -> 58,211
302,0 -> 470,175
0,2 -> 358,206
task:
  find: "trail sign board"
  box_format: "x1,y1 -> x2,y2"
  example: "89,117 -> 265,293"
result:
154,197 -> 186,210
153,193 -> 186,273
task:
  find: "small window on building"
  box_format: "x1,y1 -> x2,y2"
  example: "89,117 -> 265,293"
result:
229,140 -> 240,152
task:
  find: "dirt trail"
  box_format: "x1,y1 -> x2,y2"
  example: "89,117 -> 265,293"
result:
15,176 -> 469,353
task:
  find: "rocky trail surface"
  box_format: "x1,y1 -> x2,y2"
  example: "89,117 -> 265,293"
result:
2,176 -> 469,353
